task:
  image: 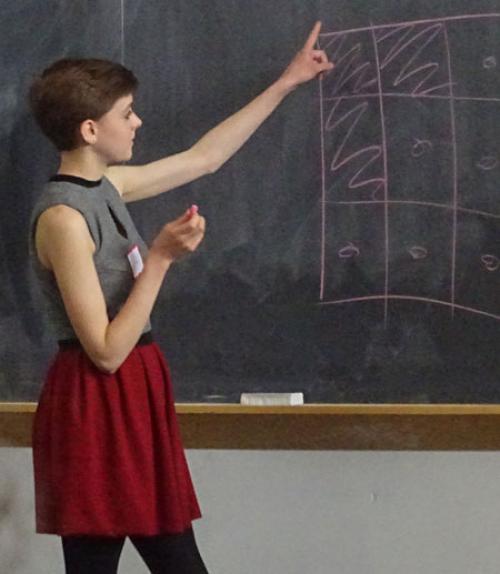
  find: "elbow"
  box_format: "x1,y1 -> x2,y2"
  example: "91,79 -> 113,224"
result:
94,359 -> 120,375
206,157 -> 222,174
79,335 -> 126,374
190,143 -> 223,175
91,351 -> 123,375
197,149 -> 222,175
98,363 -> 119,375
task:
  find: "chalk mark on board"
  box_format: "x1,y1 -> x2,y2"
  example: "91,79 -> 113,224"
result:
483,56 -> 497,69
120,0 -> 125,64
377,23 -> 449,95
318,13 -> 500,321
320,13 -> 500,38
442,24 -> 459,316
319,295 -> 500,321
321,92 -> 500,103
321,34 -> 378,96
371,24 -> 391,324
324,198 -> 500,221
338,242 -> 360,258
412,139 -> 433,158
408,246 -> 428,260
481,254 -> 500,271
476,155 -> 499,171
325,99 -> 384,194
322,23 -> 453,98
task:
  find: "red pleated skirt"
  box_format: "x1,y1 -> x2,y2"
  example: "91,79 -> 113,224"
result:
32,340 -> 201,537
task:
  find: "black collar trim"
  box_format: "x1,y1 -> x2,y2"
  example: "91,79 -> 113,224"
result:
49,174 -> 103,188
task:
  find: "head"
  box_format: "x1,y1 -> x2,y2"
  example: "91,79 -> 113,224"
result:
29,58 -> 142,162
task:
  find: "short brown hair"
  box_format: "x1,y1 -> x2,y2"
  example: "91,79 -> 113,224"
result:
29,58 -> 138,151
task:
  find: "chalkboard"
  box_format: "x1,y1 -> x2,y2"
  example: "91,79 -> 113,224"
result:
1,0 -> 499,402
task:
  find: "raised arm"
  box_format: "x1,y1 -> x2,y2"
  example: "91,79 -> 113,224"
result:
35,205 -> 205,373
106,21 -> 333,202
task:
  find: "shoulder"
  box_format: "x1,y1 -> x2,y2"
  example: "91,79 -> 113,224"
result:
36,205 -> 95,266
38,204 -> 89,234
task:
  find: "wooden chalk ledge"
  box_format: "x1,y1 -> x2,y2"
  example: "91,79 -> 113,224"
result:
3,403 -> 500,450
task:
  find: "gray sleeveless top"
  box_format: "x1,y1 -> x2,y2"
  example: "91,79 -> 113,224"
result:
30,175 -> 151,340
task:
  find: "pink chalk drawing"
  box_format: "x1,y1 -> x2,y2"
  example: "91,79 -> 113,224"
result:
324,98 -> 384,194
481,254 -> 500,271
483,56 -> 497,69
476,155 -> 499,170
408,246 -> 428,260
318,13 -> 500,322
338,242 -> 361,258
412,139 -> 433,158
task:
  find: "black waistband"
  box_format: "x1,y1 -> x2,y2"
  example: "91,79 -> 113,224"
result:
58,331 -> 154,350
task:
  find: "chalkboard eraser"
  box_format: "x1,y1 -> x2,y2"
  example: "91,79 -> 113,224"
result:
240,393 -> 304,406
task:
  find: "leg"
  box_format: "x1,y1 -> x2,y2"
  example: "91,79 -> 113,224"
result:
61,536 -> 126,574
130,528 -> 209,574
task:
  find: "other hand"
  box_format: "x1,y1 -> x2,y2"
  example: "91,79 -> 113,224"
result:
151,207 -> 206,262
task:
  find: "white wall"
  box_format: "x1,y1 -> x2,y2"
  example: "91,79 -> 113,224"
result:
2,448 -> 500,573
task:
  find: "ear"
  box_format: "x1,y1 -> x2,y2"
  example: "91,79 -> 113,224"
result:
79,119 -> 98,145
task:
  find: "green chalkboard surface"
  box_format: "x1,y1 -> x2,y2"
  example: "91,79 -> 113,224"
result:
1,0 -> 499,402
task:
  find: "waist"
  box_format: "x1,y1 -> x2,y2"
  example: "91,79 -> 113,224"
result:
58,331 -> 154,350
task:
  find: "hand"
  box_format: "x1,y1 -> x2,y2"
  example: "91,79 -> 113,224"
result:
151,207 -> 206,262
279,21 -> 334,91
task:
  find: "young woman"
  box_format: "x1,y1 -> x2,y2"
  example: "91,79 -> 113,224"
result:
29,21 -> 333,574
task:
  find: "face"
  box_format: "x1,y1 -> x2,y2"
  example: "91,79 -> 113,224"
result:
87,94 -> 142,164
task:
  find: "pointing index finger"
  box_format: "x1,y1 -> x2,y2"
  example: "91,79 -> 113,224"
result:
304,21 -> 322,50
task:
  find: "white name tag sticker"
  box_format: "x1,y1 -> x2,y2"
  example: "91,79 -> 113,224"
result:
127,244 -> 144,278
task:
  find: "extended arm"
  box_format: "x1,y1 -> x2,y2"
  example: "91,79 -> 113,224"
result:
106,22 -> 333,202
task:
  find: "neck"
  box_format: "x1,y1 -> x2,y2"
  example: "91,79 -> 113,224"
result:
58,148 -> 107,181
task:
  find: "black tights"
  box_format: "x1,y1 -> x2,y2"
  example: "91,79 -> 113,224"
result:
62,528 -> 209,574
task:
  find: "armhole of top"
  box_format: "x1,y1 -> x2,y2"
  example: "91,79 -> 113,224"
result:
103,175 -> 123,199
